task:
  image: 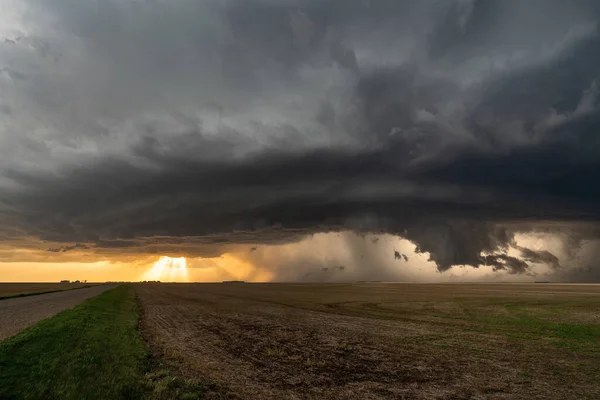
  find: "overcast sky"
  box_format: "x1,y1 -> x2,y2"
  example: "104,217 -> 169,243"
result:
1,0 -> 599,281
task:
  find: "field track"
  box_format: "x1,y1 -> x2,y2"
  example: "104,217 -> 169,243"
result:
0,284 -> 116,341
136,283 -> 600,400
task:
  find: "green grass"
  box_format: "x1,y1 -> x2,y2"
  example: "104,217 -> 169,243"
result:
0,285 -> 208,400
323,296 -> 600,352
466,300 -> 596,338
477,304 -> 600,350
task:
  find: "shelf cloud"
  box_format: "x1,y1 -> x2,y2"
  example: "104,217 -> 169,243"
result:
1,0 -> 599,281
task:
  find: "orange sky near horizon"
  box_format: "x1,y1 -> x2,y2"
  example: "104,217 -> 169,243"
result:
0,232 -> 558,283
0,261 -> 143,283
0,254 -> 274,283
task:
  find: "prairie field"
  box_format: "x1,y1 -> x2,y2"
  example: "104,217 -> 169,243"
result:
136,282 -> 600,400
0,282 -> 97,299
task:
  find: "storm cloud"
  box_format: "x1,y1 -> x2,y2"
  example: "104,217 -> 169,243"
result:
1,0 -> 600,280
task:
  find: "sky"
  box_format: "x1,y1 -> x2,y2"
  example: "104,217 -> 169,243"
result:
1,0 -> 600,282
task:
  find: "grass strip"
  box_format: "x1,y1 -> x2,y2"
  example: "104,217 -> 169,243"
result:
0,285 -> 207,400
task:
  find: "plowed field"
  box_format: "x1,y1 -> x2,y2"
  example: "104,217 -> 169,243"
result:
136,283 -> 600,399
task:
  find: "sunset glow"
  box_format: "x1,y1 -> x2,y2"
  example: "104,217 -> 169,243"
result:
141,256 -> 189,282
1,230 -> 582,283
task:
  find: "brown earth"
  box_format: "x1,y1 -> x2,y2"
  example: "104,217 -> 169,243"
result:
0,284 -> 116,341
0,282 -> 99,298
136,283 -> 600,400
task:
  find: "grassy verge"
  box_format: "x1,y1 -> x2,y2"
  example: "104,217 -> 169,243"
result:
0,285 -> 95,301
0,285 -> 207,400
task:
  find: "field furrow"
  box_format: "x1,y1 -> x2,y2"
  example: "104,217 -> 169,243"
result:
136,283 -> 600,399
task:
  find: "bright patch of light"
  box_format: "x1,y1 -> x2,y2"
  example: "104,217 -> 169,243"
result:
141,256 -> 189,282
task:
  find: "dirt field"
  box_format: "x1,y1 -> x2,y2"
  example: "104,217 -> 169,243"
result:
0,282 -> 98,299
0,284 -> 115,341
136,283 -> 600,400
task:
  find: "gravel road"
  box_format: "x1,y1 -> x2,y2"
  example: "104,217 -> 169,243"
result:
0,285 -> 117,341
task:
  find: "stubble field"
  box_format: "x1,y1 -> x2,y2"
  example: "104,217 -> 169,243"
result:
136,282 -> 600,400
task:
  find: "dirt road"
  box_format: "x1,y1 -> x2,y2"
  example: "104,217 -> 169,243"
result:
0,284 -> 116,341
136,283 -> 600,400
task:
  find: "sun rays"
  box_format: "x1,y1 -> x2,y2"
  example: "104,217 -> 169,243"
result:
141,256 -> 189,282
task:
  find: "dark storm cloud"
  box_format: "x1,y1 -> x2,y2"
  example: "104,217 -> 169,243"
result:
481,254 -> 530,275
1,0 -> 600,280
2,146 -> 596,273
47,243 -> 90,253
518,247 -> 561,270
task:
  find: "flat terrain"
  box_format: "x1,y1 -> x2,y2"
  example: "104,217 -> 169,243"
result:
0,284 -> 114,341
0,282 -> 98,299
137,283 -> 600,400
0,285 -> 208,400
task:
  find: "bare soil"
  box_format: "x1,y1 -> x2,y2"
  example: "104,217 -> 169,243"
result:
0,284 -> 115,341
136,283 -> 600,400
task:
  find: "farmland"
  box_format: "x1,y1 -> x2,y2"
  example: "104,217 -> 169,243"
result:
0,285 -> 209,400
0,282 -> 98,300
136,283 -> 600,400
